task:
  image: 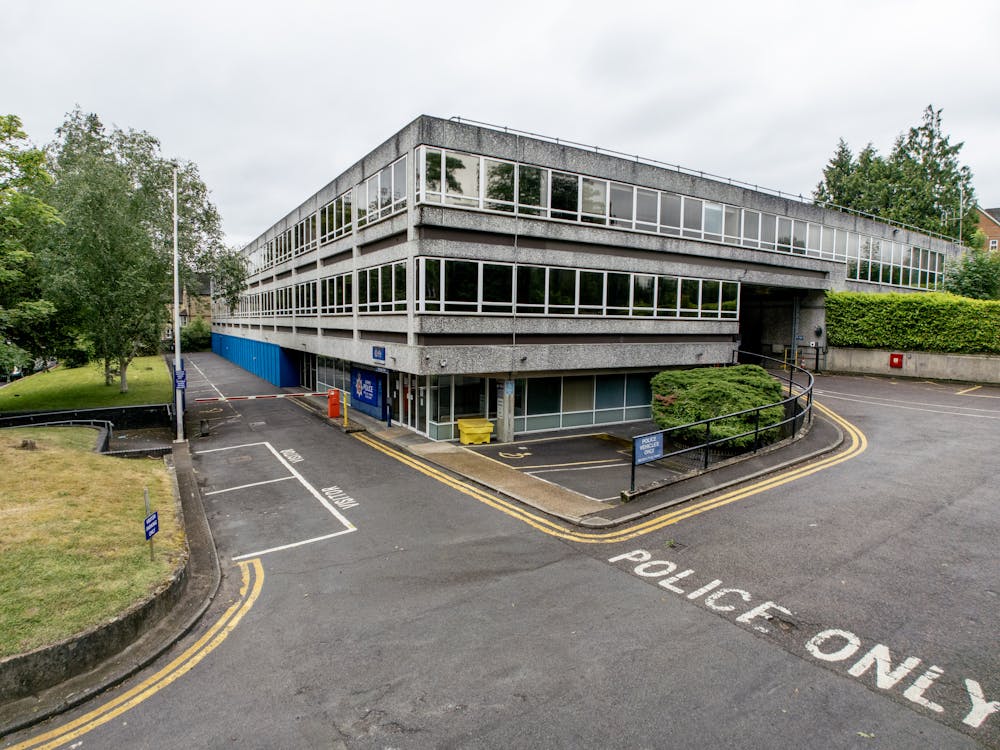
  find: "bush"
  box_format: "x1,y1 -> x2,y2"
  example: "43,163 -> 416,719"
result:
826,291 -> 1000,354
650,365 -> 786,448
180,318 -> 212,351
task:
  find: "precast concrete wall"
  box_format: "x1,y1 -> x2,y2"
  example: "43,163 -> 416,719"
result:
827,348 -> 1000,384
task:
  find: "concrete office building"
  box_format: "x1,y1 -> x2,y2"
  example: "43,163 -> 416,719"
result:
212,116 -> 960,441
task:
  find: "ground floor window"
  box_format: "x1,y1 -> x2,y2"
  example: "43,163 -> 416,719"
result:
426,372 -> 654,440
317,355 -> 351,393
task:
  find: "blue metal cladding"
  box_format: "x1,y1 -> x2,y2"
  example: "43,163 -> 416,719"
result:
211,333 -> 299,387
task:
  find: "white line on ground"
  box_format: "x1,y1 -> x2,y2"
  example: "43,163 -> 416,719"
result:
527,462 -> 630,475
231,528 -> 356,561
815,392 -> 1000,419
194,441 -> 269,455
204,475 -> 296,496
187,358 -> 227,401
262,442 -> 356,529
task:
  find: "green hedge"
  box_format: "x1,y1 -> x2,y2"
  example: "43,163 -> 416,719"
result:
826,292 -> 1000,354
650,365 -> 785,448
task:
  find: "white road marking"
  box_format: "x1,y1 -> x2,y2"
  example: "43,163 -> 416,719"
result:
188,359 -> 227,401
815,390 -> 1000,419
610,549 -> 999,732
204,476 -> 295,496
231,528 -> 355,562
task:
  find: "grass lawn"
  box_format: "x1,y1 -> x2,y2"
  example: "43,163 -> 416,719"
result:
0,426 -> 185,658
0,355 -> 173,413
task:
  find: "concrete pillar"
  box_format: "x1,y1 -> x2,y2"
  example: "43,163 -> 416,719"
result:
496,379 -> 516,443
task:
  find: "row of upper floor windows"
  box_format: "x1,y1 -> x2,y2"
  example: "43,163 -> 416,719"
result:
241,146 -> 948,293
224,258 -> 739,321
246,156 -> 408,274
416,147 -> 947,291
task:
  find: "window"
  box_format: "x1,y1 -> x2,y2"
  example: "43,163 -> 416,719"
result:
682,198 -> 703,238
742,210 -> 760,248
422,258 -> 441,311
578,271 -> 604,315
657,276 -> 678,316
680,278 -> 700,317
724,206 -> 741,243
636,188 -> 657,232
482,263 -> 513,313
485,159 -> 515,211
444,260 -> 478,311
703,202 -> 723,241
516,266 -> 546,314
606,273 -> 630,316
760,213 -> 776,250
392,157 -> 406,211
632,275 -> 654,316
991,239 -> 999,251
550,172 -> 579,221
660,193 -> 682,235
609,183 -> 634,228
721,282 -> 739,317
423,148 -> 443,202
581,178 -> 607,225
548,268 -> 576,312
517,165 -> 548,215
444,152 -> 480,207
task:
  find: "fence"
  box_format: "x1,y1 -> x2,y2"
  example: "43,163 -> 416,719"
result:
627,352 -> 814,496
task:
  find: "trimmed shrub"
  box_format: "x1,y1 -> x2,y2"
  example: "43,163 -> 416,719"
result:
650,365 -> 785,448
826,292 -> 1000,354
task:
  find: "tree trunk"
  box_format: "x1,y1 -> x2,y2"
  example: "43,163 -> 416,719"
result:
104,358 -> 114,386
119,359 -> 129,393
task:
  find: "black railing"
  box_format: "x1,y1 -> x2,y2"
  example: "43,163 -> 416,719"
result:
627,352 -> 814,496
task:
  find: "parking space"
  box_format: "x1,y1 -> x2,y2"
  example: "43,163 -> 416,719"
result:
468,429 -> 686,501
195,440 -> 356,561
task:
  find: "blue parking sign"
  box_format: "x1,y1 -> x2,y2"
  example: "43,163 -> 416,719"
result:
144,511 -> 159,540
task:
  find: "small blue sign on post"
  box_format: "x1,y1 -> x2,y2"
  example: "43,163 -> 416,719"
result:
144,511 -> 159,540
174,370 -> 187,390
634,433 -> 665,465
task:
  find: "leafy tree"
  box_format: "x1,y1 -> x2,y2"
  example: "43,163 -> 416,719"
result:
0,115 -> 61,372
814,106 -> 977,244
43,109 -> 241,392
944,247 -> 1000,300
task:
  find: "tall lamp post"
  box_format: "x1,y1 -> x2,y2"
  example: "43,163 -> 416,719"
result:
172,168 -> 185,442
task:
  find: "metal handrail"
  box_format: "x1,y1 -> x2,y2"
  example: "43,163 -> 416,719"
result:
628,352 -> 814,495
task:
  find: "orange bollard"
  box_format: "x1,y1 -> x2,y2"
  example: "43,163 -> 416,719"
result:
327,389 -> 341,418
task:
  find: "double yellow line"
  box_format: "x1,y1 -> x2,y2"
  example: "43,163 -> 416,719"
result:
354,400 -> 866,544
10,559 -> 264,750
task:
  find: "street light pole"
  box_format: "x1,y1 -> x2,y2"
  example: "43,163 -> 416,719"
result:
173,167 -> 184,442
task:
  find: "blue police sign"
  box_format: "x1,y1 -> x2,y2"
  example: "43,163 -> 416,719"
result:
174,370 -> 187,390
144,511 -> 159,540
634,433 -> 665,465
372,345 -> 386,362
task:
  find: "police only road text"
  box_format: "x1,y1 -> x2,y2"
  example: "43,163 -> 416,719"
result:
609,549 -> 998,732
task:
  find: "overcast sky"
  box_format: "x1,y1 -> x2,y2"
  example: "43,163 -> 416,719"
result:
5,0 -> 999,247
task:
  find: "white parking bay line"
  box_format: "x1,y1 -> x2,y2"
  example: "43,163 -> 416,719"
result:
231,528 -> 355,562
204,476 -> 295,496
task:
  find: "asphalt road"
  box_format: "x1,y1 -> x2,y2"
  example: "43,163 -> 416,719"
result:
5,358 -> 998,749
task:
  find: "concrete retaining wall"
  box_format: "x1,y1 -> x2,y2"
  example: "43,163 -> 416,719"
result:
0,556 -> 189,702
0,403 -> 172,430
827,347 -> 1000,384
